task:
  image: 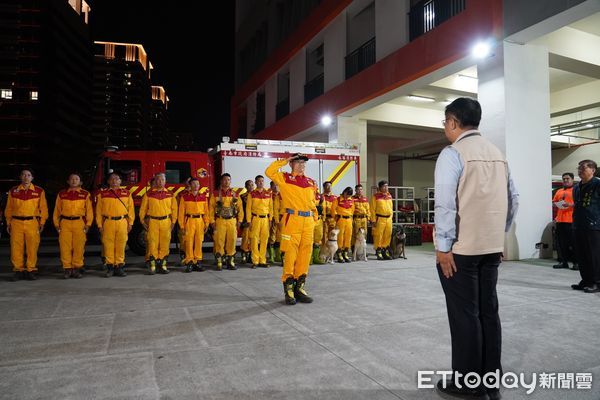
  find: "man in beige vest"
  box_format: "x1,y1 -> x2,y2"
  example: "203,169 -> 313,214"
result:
434,98 -> 518,400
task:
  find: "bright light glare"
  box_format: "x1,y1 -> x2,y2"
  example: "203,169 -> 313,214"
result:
321,115 -> 332,127
472,42 -> 491,59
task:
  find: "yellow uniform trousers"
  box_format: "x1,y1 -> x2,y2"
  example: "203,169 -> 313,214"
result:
336,216 -> 353,249
280,213 -> 314,282
183,216 -> 205,263
372,216 -> 392,249
241,226 -> 251,252
10,219 -> 40,272
102,218 -> 128,265
58,218 -> 87,268
214,217 -> 237,256
313,215 -> 323,245
269,219 -> 278,245
147,217 -> 172,260
250,215 -> 270,265
352,216 -> 368,244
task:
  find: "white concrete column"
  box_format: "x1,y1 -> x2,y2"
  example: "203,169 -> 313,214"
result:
478,41 -> 552,260
265,74 -> 277,128
246,91 -> 257,138
289,49 -> 306,113
375,0 -> 409,61
330,116 -> 368,188
324,12 -> 346,91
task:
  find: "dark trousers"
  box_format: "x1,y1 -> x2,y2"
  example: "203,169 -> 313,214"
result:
438,253 -> 502,378
556,222 -> 575,265
574,229 -> 600,286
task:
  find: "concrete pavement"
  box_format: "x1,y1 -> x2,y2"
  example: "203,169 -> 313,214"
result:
0,241 -> 598,399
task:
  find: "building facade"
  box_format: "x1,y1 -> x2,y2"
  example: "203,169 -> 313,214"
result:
232,0 -> 600,259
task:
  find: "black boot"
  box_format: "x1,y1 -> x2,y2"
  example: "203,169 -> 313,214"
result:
71,269 -> 82,279
11,271 -> 24,282
383,248 -> 392,260
294,275 -> 313,303
283,277 -> 296,305
336,250 -> 345,263
184,262 -> 193,273
215,253 -> 222,271
114,264 -> 127,277
25,271 -> 38,280
227,255 -> 237,270
376,248 -> 384,260
105,264 -> 114,278
147,257 -> 156,275
194,261 -> 205,272
343,249 -> 351,263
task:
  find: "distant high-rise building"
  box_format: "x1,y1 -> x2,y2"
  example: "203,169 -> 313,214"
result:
0,0 -> 93,192
150,85 -> 169,149
92,41 -> 152,150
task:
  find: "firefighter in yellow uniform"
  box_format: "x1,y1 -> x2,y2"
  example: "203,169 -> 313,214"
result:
370,180 -> 393,260
311,191 -> 325,264
239,179 -> 255,264
176,177 -> 191,263
352,184 -> 370,248
267,181 -> 281,263
140,172 -> 178,274
5,169 -> 48,281
96,173 -> 134,277
53,173 -> 93,279
178,178 -> 210,273
209,173 -> 243,270
246,175 -> 274,268
321,181 -> 337,249
332,187 -> 355,263
266,154 -> 317,305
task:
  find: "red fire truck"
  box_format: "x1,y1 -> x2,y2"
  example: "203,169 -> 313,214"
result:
90,138 -> 361,255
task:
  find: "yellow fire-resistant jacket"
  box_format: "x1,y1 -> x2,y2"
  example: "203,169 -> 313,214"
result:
246,188 -> 274,222
53,188 -> 93,228
95,188 -> 135,228
5,184 -> 49,225
139,188 -> 178,224
370,191 -> 393,222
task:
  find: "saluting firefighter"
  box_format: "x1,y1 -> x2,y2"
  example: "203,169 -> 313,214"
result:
265,153 -> 317,305
53,173 -> 93,279
246,175 -> 274,268
5,169 -> 48,281
209,173 -> 243,270
332,187 -> 355,263
96,172 -> 134,277
178,178 -> 210,272
267,181 -> 282,263
239,179 -> 255,264
311,190 -> 325,264
370,180 -> 393,260
321,181 -> 337,249
352,184 -> 370,249
140,172 -> 178,275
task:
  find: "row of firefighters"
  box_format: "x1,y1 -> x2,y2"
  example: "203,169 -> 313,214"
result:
4,167 -> 395,281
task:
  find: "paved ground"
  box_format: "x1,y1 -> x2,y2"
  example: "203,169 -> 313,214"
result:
0,239 -> 598,400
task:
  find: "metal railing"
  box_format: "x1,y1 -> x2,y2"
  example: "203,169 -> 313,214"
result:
345,37 -> 376,80
304,73 -> 324,104
409,0 -> 465,41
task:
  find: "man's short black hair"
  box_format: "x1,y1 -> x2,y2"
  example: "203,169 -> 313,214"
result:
342,186 -> 353,196
323,181 -> 332,187
255,175 -> 264,181
68,172 -> 82,180
221,173 -> 231,180
378,180 -> 388,189
562,172 -> 574,179
445,97 -> 481,128
20,169 -> 34,176
579,159 -> 598,171
355,184 -> 363,189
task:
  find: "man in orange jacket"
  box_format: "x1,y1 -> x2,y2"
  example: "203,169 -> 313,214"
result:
266,153 -> 317,305
95,172 -> 134,277
140,172 -> 178,274
5,169 -> 48,281
53,173 -> 93,279
553,172 -> 576,269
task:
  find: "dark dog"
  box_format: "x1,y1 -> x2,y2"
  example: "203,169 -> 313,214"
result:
391,225 -> 407,259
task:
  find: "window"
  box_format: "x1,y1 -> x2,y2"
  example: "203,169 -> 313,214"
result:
1,89 -> 12,99
165,161 -> 191,184
30,91 -> 38,100
105,159 -> 141,185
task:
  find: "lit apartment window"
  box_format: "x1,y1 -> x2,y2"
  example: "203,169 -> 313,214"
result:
30,91 -> 38,100
1,89 -> 12,99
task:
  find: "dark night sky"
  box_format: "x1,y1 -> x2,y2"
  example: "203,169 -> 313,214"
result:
90,1 -> 235,150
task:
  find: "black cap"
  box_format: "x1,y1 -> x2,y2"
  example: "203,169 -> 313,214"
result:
291,153 -> 309,162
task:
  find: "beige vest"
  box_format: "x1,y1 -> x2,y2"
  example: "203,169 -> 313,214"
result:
451,131 -> 508,255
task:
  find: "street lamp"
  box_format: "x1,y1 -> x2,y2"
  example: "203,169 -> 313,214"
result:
321,115 -> 332,127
